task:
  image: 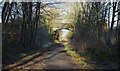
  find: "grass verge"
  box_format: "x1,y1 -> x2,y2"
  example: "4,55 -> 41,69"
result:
63,42 -> 90,69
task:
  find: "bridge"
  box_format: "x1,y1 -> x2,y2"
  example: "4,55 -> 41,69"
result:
52,27 -> 73,32
52,23 -> 74,32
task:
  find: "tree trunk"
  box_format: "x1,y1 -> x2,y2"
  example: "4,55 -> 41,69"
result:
111,2 -> 117,30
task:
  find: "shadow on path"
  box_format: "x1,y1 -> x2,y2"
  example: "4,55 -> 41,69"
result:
4,42 -> 72,70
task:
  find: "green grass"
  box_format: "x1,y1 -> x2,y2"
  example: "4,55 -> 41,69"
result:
82,64 -> 86,68
64,42 -> 86,68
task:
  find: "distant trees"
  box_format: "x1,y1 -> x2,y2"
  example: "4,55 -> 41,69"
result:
2,1 -> 61,48
66,2 -> 119,52
64,2 -> 119,65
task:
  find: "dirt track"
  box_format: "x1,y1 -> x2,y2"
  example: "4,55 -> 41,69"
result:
23,43 -> 74,69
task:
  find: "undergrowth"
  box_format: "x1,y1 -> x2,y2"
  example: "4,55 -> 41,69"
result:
80,45 -> 118,65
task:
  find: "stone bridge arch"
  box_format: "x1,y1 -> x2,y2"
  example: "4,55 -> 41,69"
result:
52,28 -> 71,41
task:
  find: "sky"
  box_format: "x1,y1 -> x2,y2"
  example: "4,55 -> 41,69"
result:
0,6 -> 1,23
0,0 -> 3,23
61,29 -> 69,38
